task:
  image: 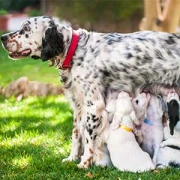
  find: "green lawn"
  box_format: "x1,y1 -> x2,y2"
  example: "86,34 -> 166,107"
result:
0,32 -> 180,179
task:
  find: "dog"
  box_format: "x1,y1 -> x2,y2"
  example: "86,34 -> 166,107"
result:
156,92 -> 180,168
132,92 -> 151,124
139,95 -> 164,165
132,93 -> 151,144
1,16 -> 180,168
105,91 -> 154,172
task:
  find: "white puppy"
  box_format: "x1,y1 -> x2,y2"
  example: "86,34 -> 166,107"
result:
132,93 -> 151,123
140,95 -> 164,165
132,93 -> 151,144
157,92 -> 180,168
105,91 -> 154,172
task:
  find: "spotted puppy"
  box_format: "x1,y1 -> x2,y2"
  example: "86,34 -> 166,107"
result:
105,92 -> 154,172
156,92 -> 180,168
1,16 -> 180,168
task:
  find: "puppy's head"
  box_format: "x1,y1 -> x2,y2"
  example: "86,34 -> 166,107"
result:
116,92 -> 133,114
1,16 -> 65,61
132,93 -> 150,119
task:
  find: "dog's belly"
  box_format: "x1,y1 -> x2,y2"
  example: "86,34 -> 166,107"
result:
95,36 -> 180,95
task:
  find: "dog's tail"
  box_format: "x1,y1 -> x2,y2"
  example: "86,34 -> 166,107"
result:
169,161 -> 180,168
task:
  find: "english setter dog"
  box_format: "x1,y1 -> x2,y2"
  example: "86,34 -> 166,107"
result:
1,16 -> 180,168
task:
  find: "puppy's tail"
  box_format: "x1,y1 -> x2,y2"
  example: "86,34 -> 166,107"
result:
169,161 -> 180,168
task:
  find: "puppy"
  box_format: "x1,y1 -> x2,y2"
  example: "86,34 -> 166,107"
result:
156,92 -> 180,168
95,92 -> 150,167
132,93 -> 151,144
105,91 -> 154,172
140,95 -> 164,165
132,93 -> 151,123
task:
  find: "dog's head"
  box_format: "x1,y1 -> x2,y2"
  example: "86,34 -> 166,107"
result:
1,16 -> 67,61
167,93 -> 180,135
132,93 -> 150,121
132,93 -> 150,112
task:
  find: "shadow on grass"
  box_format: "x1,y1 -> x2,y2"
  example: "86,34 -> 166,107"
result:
0,96 -> 73,138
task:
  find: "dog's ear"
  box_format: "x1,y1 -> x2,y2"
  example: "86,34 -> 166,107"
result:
41,26 -> 64,61
169,116 -> 175,135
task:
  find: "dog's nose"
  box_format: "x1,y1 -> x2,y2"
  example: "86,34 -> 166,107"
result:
1,35 -> 8,42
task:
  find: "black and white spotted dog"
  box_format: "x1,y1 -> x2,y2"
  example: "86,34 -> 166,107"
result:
1,16 -> 180,168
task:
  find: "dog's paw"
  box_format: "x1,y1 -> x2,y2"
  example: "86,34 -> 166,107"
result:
62,155 -> 78,163
77,162 -> 89,169
160,141 -> 166,148
134,129 -> 142,137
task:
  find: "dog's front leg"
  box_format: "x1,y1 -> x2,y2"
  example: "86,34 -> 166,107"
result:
152,144 -> 160,165
63,111 -> 82,162
78,96 -> 105,168
160,138 -> 180,148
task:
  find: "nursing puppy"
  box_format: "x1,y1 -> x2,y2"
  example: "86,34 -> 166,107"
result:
132,93 -> 151,143
157,92 -> 180,168
140,95 -> 164,165
94,92 -> 150,167
105,91 -> 154,172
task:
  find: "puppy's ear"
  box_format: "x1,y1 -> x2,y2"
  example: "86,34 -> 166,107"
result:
146,93 -> 151,101
111,114 -> 121,130
41,26 -> 64,61
130,111 -> 139,126
169,116 -> 175,135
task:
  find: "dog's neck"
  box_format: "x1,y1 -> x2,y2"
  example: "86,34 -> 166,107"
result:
48,25 -> 73,68
49,26 -> 89,69
112,115 -> 134,131
136,109 -> 147,124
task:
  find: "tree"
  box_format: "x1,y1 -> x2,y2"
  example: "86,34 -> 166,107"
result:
139,0 -> 180,33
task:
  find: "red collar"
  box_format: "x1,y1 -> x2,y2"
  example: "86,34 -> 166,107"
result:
61,30 -> 79,69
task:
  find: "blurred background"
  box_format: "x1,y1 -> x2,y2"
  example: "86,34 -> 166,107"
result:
0,0 -> 180,33
0,0 -> 180,97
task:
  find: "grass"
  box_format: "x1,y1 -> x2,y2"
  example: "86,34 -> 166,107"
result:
0,32 -> 180,179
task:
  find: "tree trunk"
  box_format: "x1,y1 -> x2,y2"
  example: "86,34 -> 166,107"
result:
140,0 -> 180,33
161,0 -> 180,32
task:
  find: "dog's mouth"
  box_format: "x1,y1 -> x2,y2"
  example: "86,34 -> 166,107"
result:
9,49 -> 32,59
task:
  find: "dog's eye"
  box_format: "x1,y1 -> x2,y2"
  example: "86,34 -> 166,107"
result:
135,100 -> 139,104
24,25 -> 30,31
